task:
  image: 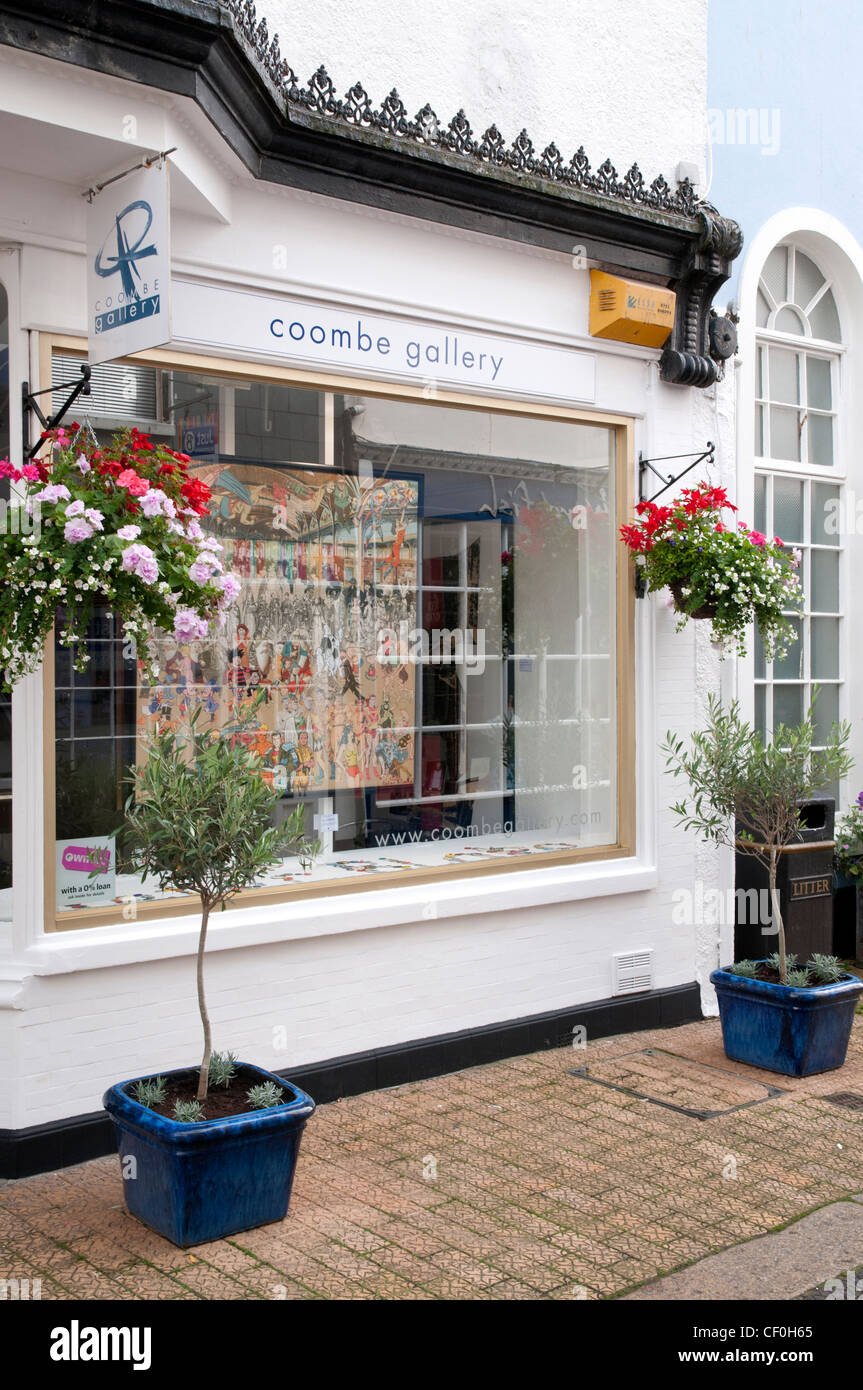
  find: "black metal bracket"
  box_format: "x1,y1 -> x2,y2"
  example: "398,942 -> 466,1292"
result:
638,441 -> 714,505
22,365 -> 92,460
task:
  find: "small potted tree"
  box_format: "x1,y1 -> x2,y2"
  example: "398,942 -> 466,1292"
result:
103,712 -> 317,1247
661,695 -> 862,1077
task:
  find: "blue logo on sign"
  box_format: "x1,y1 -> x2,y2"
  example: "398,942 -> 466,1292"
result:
94,199 -> 158,297
93,200 -> 161,335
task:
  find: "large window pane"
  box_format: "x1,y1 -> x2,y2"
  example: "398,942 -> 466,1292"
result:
806,357 -> 832,410
769,347 -> 800,405
812,684 -> 839,746
773,476 -> 804,542
770,406 -> 802,460
807,412 -> 834,467
773,684 -> 804,728
811,617 -> 840,679
773,619 -> 803,679
53,366 -> 621,912
810,551 -> 839,613
812,484 -> 840,545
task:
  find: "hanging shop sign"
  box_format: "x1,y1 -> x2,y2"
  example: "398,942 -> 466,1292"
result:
170,280 -> 596,404
589,270 -> 676,348
86,160 -> 172,366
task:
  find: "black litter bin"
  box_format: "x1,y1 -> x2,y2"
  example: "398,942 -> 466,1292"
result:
734,796 -> 835,962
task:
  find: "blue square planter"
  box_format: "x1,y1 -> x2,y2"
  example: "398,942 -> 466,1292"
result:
103,1063 -> 315,1247
710,965 -> 863,1078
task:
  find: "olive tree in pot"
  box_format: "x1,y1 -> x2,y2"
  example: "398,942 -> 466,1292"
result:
103,710 -> 318,1247
661,694 -> 861,1077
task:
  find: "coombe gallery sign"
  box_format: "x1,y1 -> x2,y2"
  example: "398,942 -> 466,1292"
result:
171,281 -> 596,403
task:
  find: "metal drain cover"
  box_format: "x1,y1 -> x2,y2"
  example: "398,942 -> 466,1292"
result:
824,1092 -> 863,1110
569,1049 -> 784,1120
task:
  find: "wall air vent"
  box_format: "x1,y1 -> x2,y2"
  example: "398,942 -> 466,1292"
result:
613,949 -> 653,996
52,353 -> 159,424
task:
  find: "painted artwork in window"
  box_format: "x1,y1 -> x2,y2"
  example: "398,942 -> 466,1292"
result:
138,464 -> 421,793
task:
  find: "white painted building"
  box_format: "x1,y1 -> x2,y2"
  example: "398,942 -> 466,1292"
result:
0,0 -> 741,1173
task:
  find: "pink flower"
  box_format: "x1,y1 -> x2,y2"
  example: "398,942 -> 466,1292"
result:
217,572 -> 241,605
75,454 -> 91,475
21,464 -> 41,481
65,499 -> 85,517
139,488 -> 169,518
85,508 -> 104,530
117,469 -> 149,497
185,518 -> 204,541
121,542 -> 159,584
173,609 -> 210,643
33,484 -> 71,504
64,519 -> 94,543
116,524 -> 141,540
189,553 -> 221,584
747,530 -> 767,547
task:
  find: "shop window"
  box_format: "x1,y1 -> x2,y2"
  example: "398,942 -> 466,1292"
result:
51,358 -> 629,920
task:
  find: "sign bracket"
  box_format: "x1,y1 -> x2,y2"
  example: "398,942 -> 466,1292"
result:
81,147 -> 177,203
21,365 -> 92,460
638,441 -> 715,505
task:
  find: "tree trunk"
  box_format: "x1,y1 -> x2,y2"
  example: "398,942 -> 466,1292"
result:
769,847 -> 787,984
195,900 -> 212,1103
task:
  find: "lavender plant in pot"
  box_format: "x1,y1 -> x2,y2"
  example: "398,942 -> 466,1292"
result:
103,710 -> 317,1246
661,694 -> 861,1077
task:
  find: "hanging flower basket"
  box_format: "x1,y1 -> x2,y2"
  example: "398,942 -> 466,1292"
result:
669,581 -> 717,622
620,480 -> 802,659
0,424 -> 239,691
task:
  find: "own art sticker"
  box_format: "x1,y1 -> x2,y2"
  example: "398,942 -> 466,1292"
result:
56,837 -> 116,909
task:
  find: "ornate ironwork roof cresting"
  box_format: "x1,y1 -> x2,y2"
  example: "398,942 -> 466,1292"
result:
218,0 -> 743,387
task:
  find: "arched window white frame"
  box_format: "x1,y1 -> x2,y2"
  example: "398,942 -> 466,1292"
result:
752,242 -> 843,772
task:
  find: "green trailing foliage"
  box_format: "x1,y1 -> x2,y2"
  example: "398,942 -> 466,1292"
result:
662,693 -> 852,986
208,1050 -> 238,1089
173,1099 -> 204,1124
785,967 -> 812,988
727,951 -> 846,986
247,1081 -> 286,1110
131,1075 -> 167,1109
807,953 -> 845,984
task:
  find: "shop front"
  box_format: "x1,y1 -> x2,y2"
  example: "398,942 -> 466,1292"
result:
0,0 -> 741,1174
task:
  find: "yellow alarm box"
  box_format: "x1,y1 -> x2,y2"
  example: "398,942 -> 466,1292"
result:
589,270 -> 676,347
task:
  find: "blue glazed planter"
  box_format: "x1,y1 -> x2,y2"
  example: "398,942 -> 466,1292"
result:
103,1063 -> 315,1247
711,965 -> 863,1078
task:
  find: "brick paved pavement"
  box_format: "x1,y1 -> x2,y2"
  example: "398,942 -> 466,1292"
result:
2,1015 -> 862,1300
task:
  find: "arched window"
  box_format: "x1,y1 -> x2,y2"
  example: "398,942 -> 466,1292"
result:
752,243 -> 843,770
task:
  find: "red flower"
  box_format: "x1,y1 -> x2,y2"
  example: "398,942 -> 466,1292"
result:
179,476 -> 212,516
